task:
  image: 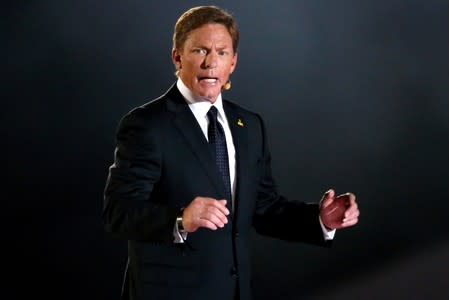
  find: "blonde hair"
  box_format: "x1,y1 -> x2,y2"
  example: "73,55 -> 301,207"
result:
172,6 -> 239,53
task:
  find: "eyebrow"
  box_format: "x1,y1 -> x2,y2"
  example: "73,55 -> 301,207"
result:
193,45 -> 230,52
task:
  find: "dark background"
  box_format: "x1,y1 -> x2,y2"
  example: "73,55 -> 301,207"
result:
5,0 -> 449,299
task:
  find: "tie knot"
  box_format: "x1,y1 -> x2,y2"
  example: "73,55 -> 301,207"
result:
207,106 -> 218,122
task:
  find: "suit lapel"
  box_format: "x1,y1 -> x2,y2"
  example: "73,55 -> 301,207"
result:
166,85 -> 227,199
223,101 -> 249,217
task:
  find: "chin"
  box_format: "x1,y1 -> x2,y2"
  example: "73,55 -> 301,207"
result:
198,90 -> 220,101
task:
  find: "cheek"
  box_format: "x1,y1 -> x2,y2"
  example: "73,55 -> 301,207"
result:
181,57 -> 197,69
226,60 -> 236,74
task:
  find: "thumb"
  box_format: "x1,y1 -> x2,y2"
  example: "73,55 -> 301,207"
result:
320,189 -> 335,209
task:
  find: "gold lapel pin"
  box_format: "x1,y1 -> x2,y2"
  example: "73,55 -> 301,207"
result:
237,118 -> 244,127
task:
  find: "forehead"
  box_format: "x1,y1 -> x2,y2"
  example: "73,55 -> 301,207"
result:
185,23 -> 233,47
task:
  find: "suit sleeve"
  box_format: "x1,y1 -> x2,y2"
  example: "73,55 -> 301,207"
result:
252,114 -> 330,246
103,109 -> 179,242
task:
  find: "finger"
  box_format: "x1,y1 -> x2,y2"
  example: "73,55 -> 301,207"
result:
346,193 -> 356,205
341,217 -> 358,227
201,212 -> 226,228
197,198 -> 230,216
321,197 -> 333,210
343,197 -> 358,216
343,215 -> 358,224
206,206 -> 229,224
320,189 -> 335,209
335,193 -> 356,211
344,208 -> 360,221
335,192 -> 349,202
215,199 -> 230,215
344,203 -> 359,217
197,218 -> 218,230
348,193 -> 356,204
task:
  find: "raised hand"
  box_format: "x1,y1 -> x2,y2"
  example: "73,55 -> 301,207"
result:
319,189 -> 359,230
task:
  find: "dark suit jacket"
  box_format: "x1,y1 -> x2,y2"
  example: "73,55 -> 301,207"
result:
103,84 -> 329,300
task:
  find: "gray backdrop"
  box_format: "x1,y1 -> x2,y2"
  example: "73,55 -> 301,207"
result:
5,0 -> 449,299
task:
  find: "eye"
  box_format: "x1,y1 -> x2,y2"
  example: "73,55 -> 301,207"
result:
218,50 -> 227,56
193,48 -> 207,55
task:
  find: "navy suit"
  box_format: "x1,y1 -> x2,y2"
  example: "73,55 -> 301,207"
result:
103,84 -> 329,300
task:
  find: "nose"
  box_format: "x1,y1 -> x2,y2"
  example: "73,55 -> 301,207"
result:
204,51 -> 218,69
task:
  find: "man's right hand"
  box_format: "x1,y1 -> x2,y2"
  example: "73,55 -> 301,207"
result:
182,197 -> 230,232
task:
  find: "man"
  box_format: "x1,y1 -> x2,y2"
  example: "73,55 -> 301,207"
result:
103,5 -> 359,300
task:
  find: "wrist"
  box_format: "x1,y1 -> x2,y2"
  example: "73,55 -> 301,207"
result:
319,215 -> 334,231
323,223 -> 333,231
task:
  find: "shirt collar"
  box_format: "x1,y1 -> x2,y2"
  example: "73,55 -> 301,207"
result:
176,78 -> 226,122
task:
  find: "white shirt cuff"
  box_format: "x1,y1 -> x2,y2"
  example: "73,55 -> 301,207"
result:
319,216 -> 336,240
173,220 -> 188,243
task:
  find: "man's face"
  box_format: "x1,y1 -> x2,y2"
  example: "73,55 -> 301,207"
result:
172,23 -> 237,103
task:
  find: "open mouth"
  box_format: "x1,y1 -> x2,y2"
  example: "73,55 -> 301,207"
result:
198,77 -> 218,83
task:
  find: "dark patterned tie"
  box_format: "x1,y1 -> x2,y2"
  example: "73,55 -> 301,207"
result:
207,106 -> 232,207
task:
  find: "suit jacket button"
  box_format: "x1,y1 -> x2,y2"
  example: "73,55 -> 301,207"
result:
234,232 -> 239,238
230,267 -> 239,279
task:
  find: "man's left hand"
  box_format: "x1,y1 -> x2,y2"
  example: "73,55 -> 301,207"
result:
319,189 -> 360,230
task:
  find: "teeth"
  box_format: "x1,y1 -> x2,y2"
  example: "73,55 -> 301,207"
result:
202,78 -> 217,83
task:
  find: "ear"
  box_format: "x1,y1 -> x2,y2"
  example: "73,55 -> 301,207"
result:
172,49 -> 182,70
229,52 -> 238,74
